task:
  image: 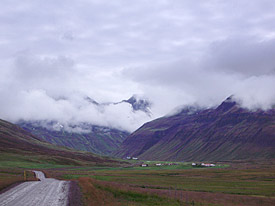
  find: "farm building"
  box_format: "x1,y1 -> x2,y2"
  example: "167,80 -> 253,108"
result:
201,163 -> 215,167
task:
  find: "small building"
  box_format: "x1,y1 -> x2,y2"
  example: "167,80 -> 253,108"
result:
201,163 -> 216,167
126,156 -> 131,160
155,163 -> 162,166
141,164 -> 148,167
192,163 -> 197,166
132,157 -> 138,160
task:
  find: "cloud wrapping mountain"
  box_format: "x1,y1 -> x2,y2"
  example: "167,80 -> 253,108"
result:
0,0 -> 275,131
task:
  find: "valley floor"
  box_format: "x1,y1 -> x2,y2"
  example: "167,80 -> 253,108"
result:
1,160 -> 275,206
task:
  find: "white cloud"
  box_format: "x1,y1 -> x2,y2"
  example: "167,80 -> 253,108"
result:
0,0 -> 275,132
123,36 -> 275,110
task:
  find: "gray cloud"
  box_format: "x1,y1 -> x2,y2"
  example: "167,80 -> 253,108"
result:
123,36 -> 275,110
0,0 -> 275,132
205,37 -> 275,76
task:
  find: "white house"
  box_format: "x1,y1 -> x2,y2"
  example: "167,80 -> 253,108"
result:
201,163 -> 216,167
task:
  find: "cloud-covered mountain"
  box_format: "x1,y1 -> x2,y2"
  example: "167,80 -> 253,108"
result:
2,93 -> 152,133
17,120 -> 129,155
1,0 -> 275,135
0,118 -> 118,165
115,97 -> 275,161
13,95 -> 151,155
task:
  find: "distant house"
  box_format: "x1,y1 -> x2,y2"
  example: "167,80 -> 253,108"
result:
201,163 -> 215,167
155,163 -> 162,166
192,163 -> 197,166
141,164 -> 148,167
132,157 -> 138,160
126,156 -> 131,160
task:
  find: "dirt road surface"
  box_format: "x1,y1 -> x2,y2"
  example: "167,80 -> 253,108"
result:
0,171 -> 70,206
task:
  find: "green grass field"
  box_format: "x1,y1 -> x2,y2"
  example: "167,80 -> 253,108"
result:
57,165 -> 275,197
1,156 -> 275,206
0,153 -> 79,169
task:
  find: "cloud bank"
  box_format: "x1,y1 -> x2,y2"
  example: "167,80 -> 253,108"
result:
0,0 -> 275,132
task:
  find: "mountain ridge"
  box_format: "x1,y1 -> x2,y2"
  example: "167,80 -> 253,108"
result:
0,118 -> 119,166
17,120 -> 129,155
115,97 -> 275,161
15,95 -> 150,155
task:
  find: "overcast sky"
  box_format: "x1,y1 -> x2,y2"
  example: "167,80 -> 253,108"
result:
0,0 -> 275,132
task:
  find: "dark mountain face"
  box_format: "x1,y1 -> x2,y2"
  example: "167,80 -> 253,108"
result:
85,95 -> 152,115
122,96 -> 152,115
215,96 -> 238,112
17,121 -> 129,156
115,98 -> 275,161
0,119 -> 118,165
15,95 -> 150,156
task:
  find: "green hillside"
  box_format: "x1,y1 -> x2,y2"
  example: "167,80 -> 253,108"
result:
0,119 -> 121,167
115,98 -> 275,161
18,121 -> 129,155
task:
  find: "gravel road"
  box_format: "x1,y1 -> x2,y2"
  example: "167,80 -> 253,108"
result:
0,171 -> 70,206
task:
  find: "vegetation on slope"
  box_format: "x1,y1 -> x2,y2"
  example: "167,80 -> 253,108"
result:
0,118 -> 127,193
0,119 -> 125,166
116,98 -> 275,161
18,121 -> 129,155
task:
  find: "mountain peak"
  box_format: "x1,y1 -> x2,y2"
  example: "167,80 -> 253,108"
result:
177,105 -> 202,116
216,95 -> 239,112
123,95 -> 151,114
115,97 -> 275,161
224,95 -> 235,102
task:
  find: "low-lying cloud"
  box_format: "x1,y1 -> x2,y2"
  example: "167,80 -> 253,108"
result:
0,87 -> 152,132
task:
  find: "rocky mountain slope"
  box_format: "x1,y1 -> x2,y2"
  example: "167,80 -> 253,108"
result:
115,97 -> 275,161
120,95 -> 152,115
18,121 -> 129,155
0,119 -> 119,165
16,95 -> 150,155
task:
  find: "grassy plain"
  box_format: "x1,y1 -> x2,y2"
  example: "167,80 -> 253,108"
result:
1,157 -> 275,206
45,160 -> 275,205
